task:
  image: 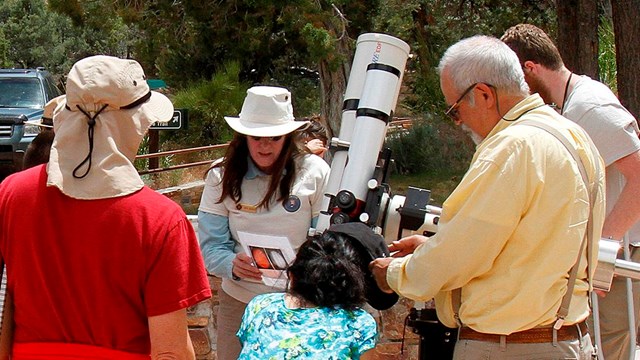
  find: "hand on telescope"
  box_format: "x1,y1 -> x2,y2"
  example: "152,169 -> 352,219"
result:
232,253 -> 263,281
368,257 -> 395,294
388,235 -> 428,257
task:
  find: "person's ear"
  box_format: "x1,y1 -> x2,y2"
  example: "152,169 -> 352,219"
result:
522,60 -> 537,74
476,83 -> 495,102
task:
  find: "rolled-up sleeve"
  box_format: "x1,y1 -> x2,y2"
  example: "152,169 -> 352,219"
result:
198,211 -> 235,278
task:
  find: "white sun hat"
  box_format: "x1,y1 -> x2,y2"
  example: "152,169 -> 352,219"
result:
24,95 -> 66,129
47,55 -> 174,200
224,86 -> 307,137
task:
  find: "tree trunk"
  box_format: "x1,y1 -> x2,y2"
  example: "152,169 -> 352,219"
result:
611,0 -> 640,121
556,0 -> 599,79
318,36 -> 351,138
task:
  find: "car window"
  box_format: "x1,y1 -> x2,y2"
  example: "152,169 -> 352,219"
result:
45,77 -> 62,99
0,78 -> 45,108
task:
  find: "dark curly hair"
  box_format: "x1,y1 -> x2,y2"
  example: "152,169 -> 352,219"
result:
287,230 -> 367,310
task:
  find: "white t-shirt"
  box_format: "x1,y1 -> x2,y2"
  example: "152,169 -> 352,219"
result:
563,75 -> 640,243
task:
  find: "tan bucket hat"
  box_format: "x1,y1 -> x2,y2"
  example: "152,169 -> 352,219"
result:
224,86 -> 307,137
24,95 -> 66,129
47,55 -> 174,200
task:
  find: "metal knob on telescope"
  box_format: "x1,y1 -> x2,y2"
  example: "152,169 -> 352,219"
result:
330,212 -> 351,225
594,238 -> 620,292
335,190 -> 357,212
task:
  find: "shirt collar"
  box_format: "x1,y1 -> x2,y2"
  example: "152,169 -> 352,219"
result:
485,94 -> 546,139
245,155 -> 292,179
245,157 -> 266,179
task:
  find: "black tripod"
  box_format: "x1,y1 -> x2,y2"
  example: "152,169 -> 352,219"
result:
406,307 -> 458,359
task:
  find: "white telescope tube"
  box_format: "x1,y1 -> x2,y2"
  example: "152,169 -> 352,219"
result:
339,36 -> 410,203
316,33 -> 410,232
340,66 -> 404,201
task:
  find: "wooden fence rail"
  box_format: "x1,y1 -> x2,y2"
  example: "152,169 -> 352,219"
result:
136,143 -> 229,175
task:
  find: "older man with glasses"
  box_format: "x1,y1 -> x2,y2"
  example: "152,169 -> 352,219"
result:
502,24 -> 640,360
370,35 -> 605,359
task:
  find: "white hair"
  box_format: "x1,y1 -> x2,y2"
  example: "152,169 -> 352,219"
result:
438,35 -> 529,98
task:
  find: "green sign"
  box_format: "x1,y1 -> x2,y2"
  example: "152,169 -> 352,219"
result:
147,79 -> 167,90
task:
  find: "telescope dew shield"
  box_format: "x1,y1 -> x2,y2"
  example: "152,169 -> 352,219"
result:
316,33 -> 410,232
339,34 -> 407,141
340,36 -> 410,203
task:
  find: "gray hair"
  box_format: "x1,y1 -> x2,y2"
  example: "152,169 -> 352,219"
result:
438,35 -> 529,98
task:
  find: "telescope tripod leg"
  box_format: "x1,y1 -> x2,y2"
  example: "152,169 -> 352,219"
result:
622,235 -> 637,360
591,292 -> 605,360
624,276 -> 637,360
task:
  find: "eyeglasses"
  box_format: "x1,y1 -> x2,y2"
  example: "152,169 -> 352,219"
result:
444,83 -> 497,123
444,83 -> 479,123
250,136 -> 283,142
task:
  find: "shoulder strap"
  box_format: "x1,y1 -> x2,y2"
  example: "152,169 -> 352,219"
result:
518,119 -> 600,329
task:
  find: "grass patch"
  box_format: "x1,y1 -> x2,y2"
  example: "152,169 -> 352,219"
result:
388,170 -> 464,207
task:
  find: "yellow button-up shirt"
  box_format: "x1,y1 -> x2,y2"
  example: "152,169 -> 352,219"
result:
387,94 -> 605,334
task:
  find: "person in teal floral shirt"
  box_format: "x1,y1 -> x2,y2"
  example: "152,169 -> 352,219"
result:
237,226 -> 378,359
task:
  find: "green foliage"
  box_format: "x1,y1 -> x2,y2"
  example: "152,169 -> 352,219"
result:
263,59 -> 321,117
300,24 -> 334,60
47,0 -> 83,26
373,1 -> 556,115
163,62 -> 249,147
0,28 -> 9,68
0,0 -> 132,83
385,117 -> 474,177
92,1 -> 378,89
598,16 -> 617,93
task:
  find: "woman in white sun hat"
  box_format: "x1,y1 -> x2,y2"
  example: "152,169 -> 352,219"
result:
198,85 -> 330,360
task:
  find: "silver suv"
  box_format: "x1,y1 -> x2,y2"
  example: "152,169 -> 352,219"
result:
0,68 -> 62,178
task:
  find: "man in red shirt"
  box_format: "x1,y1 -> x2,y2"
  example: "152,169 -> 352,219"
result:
0,55 -> 211,359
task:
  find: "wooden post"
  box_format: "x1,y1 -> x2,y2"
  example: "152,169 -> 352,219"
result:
148,129 -> 159,170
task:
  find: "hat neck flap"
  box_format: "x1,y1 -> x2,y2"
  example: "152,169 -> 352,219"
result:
72,104 -> 109,179
47,107 -> 150,200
